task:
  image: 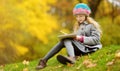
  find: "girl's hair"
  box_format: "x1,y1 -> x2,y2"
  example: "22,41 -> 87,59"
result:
73,16 -> 102,34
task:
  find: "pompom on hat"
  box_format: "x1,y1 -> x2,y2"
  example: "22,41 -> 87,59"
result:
73,3 -> 91,16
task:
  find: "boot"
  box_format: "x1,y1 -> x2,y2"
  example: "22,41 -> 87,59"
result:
67,56 -> 76,64
36,59 -> 47,70
57,55 -> 76,65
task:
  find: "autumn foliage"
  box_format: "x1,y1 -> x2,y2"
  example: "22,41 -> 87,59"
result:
0,0 -> 58,64
0,0 -> 120,64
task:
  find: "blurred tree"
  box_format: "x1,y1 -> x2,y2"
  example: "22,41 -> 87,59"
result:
109,0 -> 120,23
50,0 -> 79,31
0,0 -> 58,64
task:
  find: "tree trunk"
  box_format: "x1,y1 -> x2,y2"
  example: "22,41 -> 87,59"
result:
78,0 -> 102,18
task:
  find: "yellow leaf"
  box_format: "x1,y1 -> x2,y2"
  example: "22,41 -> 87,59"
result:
22,60 -> 29,65
23,68 -> 29,71
115,52 -> 120,59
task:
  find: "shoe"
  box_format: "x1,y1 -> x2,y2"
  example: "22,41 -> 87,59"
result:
36,59 -> 47,70
57,55 -> 76,65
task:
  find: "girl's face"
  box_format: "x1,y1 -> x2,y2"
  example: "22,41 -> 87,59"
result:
75,14 -> 86,23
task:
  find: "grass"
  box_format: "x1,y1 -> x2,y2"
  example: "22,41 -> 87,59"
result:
2,45 -> 120,71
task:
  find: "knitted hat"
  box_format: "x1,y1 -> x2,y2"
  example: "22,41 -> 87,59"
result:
73,3 -> 91,16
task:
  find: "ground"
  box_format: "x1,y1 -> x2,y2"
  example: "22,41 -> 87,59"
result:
2,45 -> 120,71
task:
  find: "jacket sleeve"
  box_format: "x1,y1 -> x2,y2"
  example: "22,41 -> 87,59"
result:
83,24 -> 101,45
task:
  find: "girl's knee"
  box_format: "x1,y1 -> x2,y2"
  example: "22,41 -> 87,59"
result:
63,39 -> 72,42
63,39 -> 73,45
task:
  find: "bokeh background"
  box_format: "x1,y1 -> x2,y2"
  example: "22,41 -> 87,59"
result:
0,0 -> 120,65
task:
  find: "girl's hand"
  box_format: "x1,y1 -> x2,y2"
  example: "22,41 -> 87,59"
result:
75,35 -> 84,43
75,35 -> 82,41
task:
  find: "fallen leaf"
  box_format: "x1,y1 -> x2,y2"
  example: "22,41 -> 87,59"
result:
106,61 -> 114,66
106,59 -> 114,66
23,68 -> 29,71
67,63 -> 74,67
115,52 -> 120,58
83,59 -> 97,68
22,60 -> 29,65
83,60 -> 91,65
87,63 -> 96,68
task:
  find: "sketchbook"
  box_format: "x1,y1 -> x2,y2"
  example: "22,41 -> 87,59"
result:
58,33 -> 76,39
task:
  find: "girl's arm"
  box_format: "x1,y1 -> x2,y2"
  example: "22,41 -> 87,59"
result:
83,24 -> 101,45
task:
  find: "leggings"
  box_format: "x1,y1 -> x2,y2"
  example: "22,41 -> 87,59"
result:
42,39 -> 83,61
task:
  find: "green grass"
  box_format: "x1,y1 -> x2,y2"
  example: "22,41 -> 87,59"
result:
2,45 -> 120,71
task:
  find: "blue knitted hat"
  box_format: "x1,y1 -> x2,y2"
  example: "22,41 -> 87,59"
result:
73,3 -> 91,16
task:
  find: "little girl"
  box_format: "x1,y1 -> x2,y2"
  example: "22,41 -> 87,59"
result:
36,3 -> 102,70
